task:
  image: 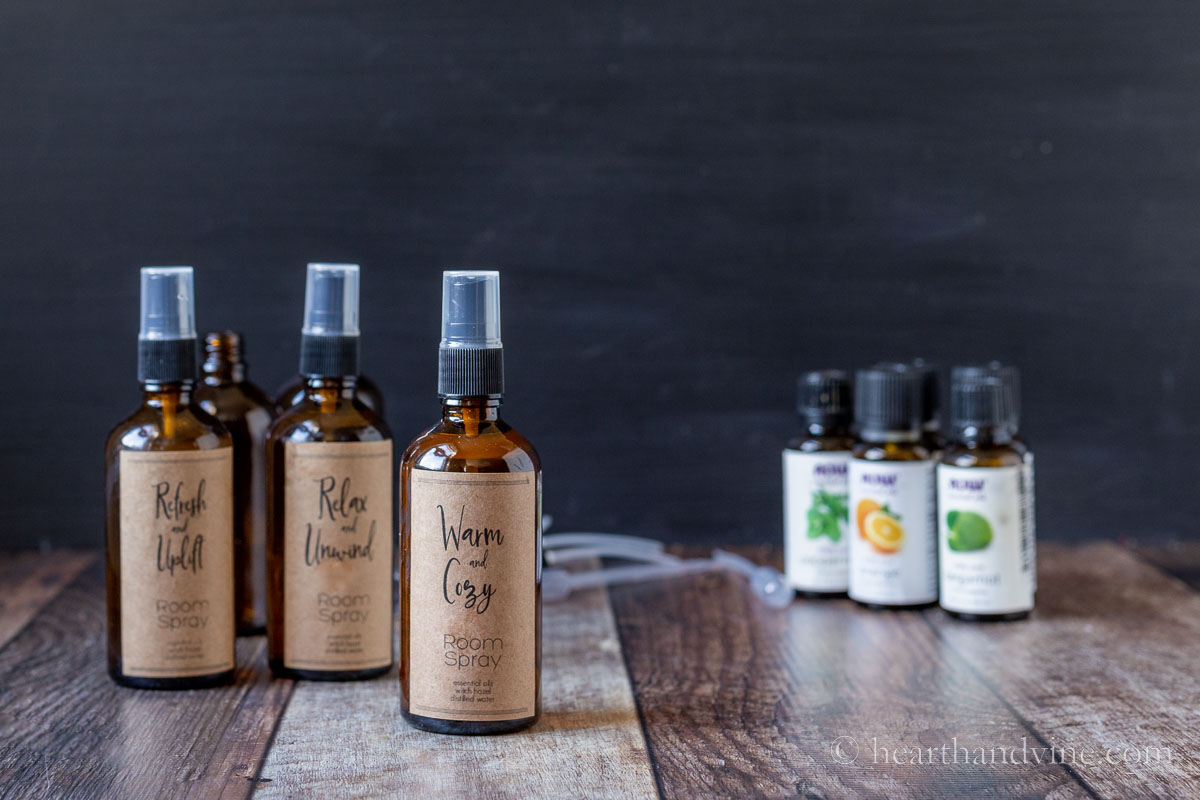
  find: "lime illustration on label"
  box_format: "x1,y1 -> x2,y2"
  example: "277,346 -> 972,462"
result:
857,499 -> 905,554
807,490 -> 848,542
946,510 -> 993,552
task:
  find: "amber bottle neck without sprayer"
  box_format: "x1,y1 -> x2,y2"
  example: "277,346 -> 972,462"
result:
202,331 -> 247,385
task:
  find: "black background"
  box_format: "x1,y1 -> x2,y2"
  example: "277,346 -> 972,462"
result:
2,1 -> 1196,549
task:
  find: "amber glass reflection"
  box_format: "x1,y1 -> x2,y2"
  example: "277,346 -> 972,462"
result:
273,373 -> 386,419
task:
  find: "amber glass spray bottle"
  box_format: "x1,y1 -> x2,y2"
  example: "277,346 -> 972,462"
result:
267,264 -> 394,680
105,267 -> 236,689
401,270 -> 542,734
195,332 -> 274,635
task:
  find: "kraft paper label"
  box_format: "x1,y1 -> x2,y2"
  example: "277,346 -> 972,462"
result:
119,448 -> 235,678
283,440 -> 393,671
408,470 -> 538,722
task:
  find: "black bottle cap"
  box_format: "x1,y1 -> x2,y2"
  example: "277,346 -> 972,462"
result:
875,359 -> 941,426
854,366 -> 922,435
951,362 -> 1020,431
950,375 -> 1014,439
797,370 -> 851,426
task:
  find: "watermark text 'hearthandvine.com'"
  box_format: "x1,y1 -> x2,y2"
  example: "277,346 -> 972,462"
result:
828,736 -> 1174,772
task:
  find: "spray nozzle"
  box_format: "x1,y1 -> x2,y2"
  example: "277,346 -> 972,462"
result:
441,270 -> 501,349
139,266 -> 196,341
302,263 -> 360,337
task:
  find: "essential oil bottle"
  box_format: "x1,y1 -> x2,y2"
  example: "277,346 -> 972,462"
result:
274,372 -> 386,419
938,375 -> 1035,620
847,366 -> 937,609
266,264 -> 394,680
783,370 -> 854,597
400,270 -> 542,735
951,362 -> 1035,591
105,267 -> 236,689
195,332 -> 274,635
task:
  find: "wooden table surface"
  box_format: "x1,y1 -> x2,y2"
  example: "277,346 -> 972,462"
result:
1,542 -> 1198,799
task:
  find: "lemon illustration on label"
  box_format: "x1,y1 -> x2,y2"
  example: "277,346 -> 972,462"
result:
946,510 -> 993,552
859,502 -> 904,554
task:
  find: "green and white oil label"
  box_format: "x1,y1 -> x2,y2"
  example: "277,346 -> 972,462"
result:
937,464 -> 1034,615
847,459 -> 937,605
782,449 -> 850,592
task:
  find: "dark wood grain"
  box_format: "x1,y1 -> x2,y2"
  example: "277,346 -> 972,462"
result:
927,542 -> 1200,799
0,559 -> 292,800
609,558 -> 1087,799
4,545 -> 1198,799
1128,540 -> 1200,591
0,552 -> 93,649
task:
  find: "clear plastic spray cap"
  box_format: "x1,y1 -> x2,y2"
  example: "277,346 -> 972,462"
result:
302,263 -> 360,337
139,266 -> 196,341
441,270 -> 501,349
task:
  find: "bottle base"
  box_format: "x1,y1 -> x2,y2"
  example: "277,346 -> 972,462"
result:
851,598 -> 937,611
944,608 -> 1031,622
270,661 -> 392,681
110,668 -> 235,690
400,707 -> 539,735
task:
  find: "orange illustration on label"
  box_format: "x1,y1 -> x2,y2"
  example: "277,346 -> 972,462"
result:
857,498 -> 905,554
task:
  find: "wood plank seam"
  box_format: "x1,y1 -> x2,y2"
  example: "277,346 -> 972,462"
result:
918,613 -> 1102,800
613,598 -> 668,800
244,681 -> 296,796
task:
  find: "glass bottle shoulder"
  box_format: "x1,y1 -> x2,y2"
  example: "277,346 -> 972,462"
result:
402,416 -> 539,474
196,381 -> 274,425
785,434 -> 855,453
852,440 -> 933,462
268,396 -> 391,444
106,402 -> 231,456
941,439 -> 1027,468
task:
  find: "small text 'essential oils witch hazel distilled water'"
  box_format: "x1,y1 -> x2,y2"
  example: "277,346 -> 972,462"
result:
105,267 -> 236,689
195,332 -> 274,635
401,270 -> 542,734
938,375 -> 1034,620
783,371 -> 854,596
848,366 -> 938,609
266,264 -> 394,680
